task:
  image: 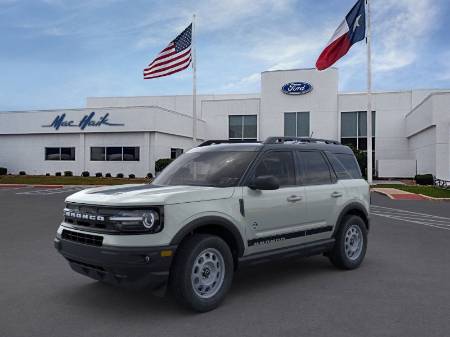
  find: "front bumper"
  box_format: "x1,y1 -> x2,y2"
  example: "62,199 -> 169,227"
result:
54,237 -> 177,289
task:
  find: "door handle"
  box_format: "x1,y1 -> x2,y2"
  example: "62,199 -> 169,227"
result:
287,195 -> 303,202
331,191 -> 343,198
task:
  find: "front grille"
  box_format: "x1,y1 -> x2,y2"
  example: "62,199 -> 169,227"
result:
62,229 -> 103,247
63,203 -> 164,235
64,204 -> 118,232
64,218 -> 110,230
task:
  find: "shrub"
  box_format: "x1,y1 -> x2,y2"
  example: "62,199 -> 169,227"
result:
347,146 -> 367,178
45,173 -> 50,176
81,171 -> 90,177
415,174 -> 434,185
19,171 -> 26,176
0,167 -> 7,175
64,171 -> 73,177
55,172 -> 61,176
105,173 -> 112,178
116,173 -> 124,178
95,172 -> 102,177
129,174 -> 135,179
155,158 -> 173,172
146,172 -> 153,179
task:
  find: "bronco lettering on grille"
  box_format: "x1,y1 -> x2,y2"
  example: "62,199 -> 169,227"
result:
64,210 -> 105,222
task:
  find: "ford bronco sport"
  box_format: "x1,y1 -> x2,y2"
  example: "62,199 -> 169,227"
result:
54,137 -> 370,312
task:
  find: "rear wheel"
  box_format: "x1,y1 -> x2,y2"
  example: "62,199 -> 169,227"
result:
328,215 -> 367,270
170,234 -> 234,312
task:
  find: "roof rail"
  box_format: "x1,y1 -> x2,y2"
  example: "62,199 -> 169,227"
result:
264,137 -> 341,145
198,139 -> 260,147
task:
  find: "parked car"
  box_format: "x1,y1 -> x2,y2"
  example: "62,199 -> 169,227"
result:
54,137 -> 370,312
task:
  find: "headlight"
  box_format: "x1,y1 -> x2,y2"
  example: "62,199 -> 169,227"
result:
109,209 -> 162,233
142,211 -> 156,229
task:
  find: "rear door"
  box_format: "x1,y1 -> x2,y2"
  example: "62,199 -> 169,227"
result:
243,150 -> 307,254
296,150 -> 346,242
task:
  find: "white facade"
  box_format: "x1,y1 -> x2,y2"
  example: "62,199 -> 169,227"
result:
1,68 -> 450,179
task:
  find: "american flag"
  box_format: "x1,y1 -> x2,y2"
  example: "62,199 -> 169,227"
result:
143,24 -> 192,79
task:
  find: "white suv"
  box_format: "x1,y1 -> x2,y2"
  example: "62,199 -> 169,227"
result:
54,137 -> 370,312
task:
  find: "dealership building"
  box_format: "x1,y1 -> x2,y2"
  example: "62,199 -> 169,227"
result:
1,68 -> 450,179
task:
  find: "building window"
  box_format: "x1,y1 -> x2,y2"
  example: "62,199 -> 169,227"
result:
106,147 -> 122,161
284,112 -> 310,137
90,147 -> 140,161
90,147 -> 105,161
45,147 -> 75,161
171,148 -> 184,159
228,115 -> 257,140
340,111 -> 375,151
123,147 -> 140,161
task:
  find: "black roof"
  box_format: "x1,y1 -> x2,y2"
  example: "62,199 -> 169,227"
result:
195,137 -> 353,155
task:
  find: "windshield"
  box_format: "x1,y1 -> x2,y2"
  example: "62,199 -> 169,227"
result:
153,151 -> 257,187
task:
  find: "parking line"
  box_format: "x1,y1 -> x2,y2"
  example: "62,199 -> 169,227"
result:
371,205 -> 450,231
371,208 -> 450,227
371,205 -> 450,220
16,186 -> 87,195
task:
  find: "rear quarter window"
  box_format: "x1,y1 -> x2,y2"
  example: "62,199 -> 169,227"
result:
327,152 -> 362,179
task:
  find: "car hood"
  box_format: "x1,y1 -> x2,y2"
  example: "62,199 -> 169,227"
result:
65,184 -> 236,206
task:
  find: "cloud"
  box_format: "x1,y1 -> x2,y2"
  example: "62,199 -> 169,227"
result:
181,0 -> 295,32
1,0 -> 448,111
372,0 -> 439,72
134,0 -> 297,51
255,35 -> 325,70
221,17 -> 330,91
223,72 -> 260,91
435,51 -> 450,81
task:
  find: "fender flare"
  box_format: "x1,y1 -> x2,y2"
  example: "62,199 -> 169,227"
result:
170,216 -> 246,257
333,202 -> 369,236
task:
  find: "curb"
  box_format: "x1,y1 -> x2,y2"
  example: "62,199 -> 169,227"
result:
0,184 -> 64,189
418,194 -> 450,201
0,184 -> 27,188
31,185 -> 64,189
372,188 -> 428,200
372,190 -> 395,199
372,189 -> 450,201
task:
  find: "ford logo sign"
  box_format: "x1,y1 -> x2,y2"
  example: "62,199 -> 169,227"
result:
281,82 -> 313,95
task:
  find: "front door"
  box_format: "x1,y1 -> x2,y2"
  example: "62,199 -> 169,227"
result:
243,150 -> 307,254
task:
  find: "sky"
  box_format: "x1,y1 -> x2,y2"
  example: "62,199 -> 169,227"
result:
1,0 -> 449,111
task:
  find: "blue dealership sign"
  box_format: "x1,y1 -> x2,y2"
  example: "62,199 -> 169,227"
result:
281,82 -> 313,95
42,111 -> 124,130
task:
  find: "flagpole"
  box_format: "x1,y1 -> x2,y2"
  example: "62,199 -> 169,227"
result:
192,14 -> 197,143
366,0 -> 373,184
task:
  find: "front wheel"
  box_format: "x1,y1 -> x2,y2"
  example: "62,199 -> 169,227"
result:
328,215 -> 368,270
170,234 -> 234,312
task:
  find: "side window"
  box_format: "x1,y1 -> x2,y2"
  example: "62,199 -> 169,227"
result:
253,151 -> 295,187
326,152 -> 352,180
298,151 -> 333,185
335,153 -> 362,179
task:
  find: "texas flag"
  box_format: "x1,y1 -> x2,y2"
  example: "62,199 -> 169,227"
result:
316,0 -> 366,71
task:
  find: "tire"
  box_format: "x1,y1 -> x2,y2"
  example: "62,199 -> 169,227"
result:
328,215 -> 368,270
170,234 -> 234,312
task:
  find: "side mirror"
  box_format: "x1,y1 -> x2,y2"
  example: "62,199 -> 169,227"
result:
248,175 -> 280,190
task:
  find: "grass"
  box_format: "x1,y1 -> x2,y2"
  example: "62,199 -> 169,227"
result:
0,175 -> 150,186
373,184 -> 450,198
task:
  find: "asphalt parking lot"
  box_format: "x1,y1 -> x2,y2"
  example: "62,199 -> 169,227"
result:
1,187 -> 449,337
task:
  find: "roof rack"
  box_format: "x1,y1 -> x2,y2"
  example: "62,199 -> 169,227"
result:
264,137 -> 341,145
198,139 -> 260,147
